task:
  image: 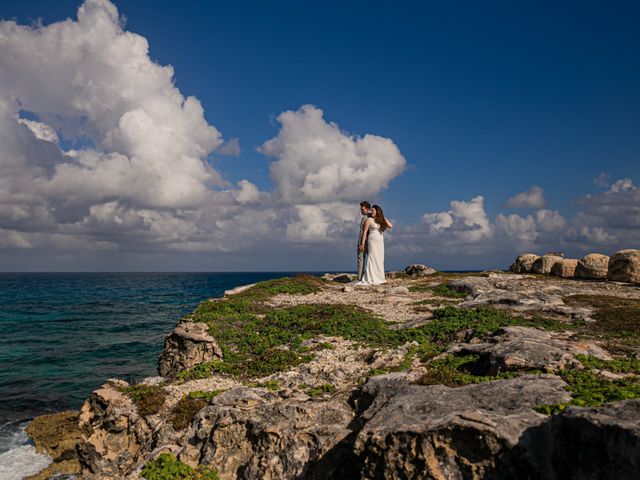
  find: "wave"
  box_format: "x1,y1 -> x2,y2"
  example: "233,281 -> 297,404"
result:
0,419 -> 53,480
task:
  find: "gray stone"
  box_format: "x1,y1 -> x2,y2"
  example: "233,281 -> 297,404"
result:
445,326 -> 611,374
403,264 -> 437,276
158,321 -> 222,377
608,249 -> 640,284
575,253 -> 610,280
354,374 -> 571,479
331,274 -> 354,283
389,286 -> 410,295
509,253 -> 539,273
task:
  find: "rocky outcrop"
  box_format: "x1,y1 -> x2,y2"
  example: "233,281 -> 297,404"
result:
550,258 -> 578,278
608,249 -> 640,284
353,374 -> 571,479
513,399 -> 640,479
531,254 -> 564,274
404,264 -> 437,276
158,320 -> 223,377
575,253 -> 610,280
24,411 -> 83,480
509,253 -> 539,273
445,326 -> 611,374
77,379 -> 152,478
179,387 -> 356,479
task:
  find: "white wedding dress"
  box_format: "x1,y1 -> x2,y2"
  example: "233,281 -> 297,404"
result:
360,221 -> 386,285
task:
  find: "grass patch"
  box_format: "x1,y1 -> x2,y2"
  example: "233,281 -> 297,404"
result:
431,284 -> 469,298
535,369 -> 640,415
120,385 -> 168,417
566,295 -> 640,337
417,354 -> 523,387
576,354 -> 640,374
169,390 -> 225,430
141,453 -> 219,480
304,383 -> 336,397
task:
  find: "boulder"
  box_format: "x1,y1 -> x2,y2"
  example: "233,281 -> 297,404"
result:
608,249 -> 640,284
531,254 -> 564,274
550,259 -> 578,278
509,253 -> 540,273
403,264 -> 437,276
575,253 -> 610,280
158,321 -> 223,377
354,374 -> 571,479
331,274 -> 354,283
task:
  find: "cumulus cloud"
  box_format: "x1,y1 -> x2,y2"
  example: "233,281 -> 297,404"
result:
259,104 -> 406,204
421,196 -> 492,244
593,172 -> 610,188
505,186 -> 546,209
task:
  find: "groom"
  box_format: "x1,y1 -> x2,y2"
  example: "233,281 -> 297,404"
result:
357,201 -> 371,280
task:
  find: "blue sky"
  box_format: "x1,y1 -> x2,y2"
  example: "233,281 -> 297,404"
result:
0,0 -> 638,271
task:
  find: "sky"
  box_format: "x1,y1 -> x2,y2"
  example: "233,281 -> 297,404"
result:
0,0 -> 638,271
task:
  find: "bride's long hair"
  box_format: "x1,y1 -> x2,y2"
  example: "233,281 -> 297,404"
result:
372,205 -> 389,232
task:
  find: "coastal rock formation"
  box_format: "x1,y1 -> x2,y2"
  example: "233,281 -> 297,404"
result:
445,326 -> 611,374
550,258 -> 578,278
509,253 -> 539,273
354,374 -> 572,479
24,411 -> 83,479
608,249 -> 640,284
403,264 -> 437,276
158,320 -> 223,377
77,379 -> 151,478
531,254 -> 563,274
179,387 -> 356,479
575,253 -> 610,280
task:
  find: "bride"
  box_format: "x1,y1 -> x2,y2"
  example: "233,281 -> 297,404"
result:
357,204 -> 393,285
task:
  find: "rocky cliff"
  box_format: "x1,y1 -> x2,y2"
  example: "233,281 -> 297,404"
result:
28,270 -> 640,479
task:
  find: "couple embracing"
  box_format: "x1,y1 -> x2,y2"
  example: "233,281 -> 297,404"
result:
355,201 -> 393,285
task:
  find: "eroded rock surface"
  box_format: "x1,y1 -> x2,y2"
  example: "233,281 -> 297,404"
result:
445,326 -> 611,374
575,253 -> 610,280
354,374 -> 571,480
531,254 -> 564,274
551,258 -> 578,278
404,264 -> 437,276
608,249 -> 640,284
509,253 -> 539,273
158,320 -> 223,377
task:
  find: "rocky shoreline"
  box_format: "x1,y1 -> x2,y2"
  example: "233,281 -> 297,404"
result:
26,260 -> 640,479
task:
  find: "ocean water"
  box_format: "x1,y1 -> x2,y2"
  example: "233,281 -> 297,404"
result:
0,272 -> 294,478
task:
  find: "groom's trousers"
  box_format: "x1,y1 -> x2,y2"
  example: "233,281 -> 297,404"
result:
357,249 -> 367,280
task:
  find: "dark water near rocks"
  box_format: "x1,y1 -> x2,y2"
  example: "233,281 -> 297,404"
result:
0,271 -> 294,471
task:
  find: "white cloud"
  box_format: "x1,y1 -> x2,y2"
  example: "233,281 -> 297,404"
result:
593,172 -> 610,188
421,196 -> 492,244
259,104 -> 406,204
218,138 -> 241,157
505,185 -> 546,209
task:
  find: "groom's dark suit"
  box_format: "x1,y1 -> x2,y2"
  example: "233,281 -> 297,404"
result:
357,214 -> 369,280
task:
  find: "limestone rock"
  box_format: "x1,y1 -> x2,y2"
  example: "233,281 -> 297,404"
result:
354,374 -> 571,479
574,253 -> 610,280
342,285 -> 353,293
158,321 -> 222,377
332,273 -> 354,283
608,249 -> 640,284
179,387 -> 356,479
531,254 -> 564,274
509,253 -> 539,273
77,379 -> 152,478
403,264 -> 437,276
25,411 -> 83,479
224,283 -> 255,296
550,259 -> 578,278
445,326 -> 611,374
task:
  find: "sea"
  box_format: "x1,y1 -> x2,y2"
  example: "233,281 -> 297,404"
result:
0,272 -> 299,479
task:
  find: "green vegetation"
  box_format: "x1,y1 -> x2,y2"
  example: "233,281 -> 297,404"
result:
576,354 -> 640,374
304,383 -> 336,397
258,380 -> 281,391
566,295 -> 640,338
141,453 -> 219,480
169,390 -> 225,430
418,354 -> 522,387
431,284 -> 469,298
120,385 -> 168,417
